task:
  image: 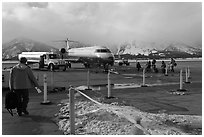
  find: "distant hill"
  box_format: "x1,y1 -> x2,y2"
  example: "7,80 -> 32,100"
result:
163,43 -> 202,55
2,38 -> 58,60
2,38 -> 202,60
2,38 -> 96,60
116,41 -> 202,59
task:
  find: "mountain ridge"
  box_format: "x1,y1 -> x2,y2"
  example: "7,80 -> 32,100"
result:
2,38 -> 58,60
2,38 -> 202,60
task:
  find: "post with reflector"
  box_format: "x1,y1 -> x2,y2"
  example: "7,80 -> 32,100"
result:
69,87 -> 75,135
106,70 -> 114,99
185,68 -> 190,84
41,73 -> 51,105
85,68 -> 92,90
177,69 -> 186,91
188,66 -> 191,79
165,66 -> 168,76
141,68 -> 148,87
108,70 -> 111,97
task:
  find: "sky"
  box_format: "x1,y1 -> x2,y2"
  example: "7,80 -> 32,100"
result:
2,2 -> 202,48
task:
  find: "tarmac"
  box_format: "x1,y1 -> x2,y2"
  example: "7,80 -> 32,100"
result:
2,88 -> 67,135
2,82 -> 202,135
2,61 -> 202,135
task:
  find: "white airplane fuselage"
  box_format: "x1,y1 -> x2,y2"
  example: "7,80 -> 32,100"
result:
64,46 -> 115,67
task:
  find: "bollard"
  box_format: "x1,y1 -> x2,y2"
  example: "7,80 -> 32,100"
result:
69,88 -> 75,135
141,68 -> 148,87
179,69 -> 183,89
165,67 -> 168,76
177,69 -> 186,91
108,70 -> 111,98
41,74 -> 51,104
87,69 -> 90,89
85,68 -> 92,90
185,68 -> 190,84
188,66 -> 191,79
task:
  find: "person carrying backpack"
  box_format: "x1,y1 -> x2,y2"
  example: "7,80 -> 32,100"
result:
9,57 -> 40,116
161,61 -> 166,74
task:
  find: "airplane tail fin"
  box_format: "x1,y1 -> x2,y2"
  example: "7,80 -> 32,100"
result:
66,38 -> 70,50
54,38 -> 79,51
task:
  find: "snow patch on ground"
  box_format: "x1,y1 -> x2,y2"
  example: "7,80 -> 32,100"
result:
54,91 -> 202,135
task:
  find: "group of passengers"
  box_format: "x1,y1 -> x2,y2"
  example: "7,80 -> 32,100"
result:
136,58 -> 177,74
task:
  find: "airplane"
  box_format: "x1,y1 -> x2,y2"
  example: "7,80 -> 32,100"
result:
56,38 -> 115,69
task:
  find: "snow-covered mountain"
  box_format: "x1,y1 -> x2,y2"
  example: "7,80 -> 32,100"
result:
164,42 -> 202,55
2,37 -> 93,60
2,38 -> 202,60
2,38 -> 58,60
118,41 -> 202,57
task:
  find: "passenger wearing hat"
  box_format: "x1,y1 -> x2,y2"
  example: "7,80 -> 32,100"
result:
9,57 -> 40,116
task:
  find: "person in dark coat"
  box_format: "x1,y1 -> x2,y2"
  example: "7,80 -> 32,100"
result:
169,58 -> 176,72
145,61 -> 151,72
152,59 -> 156,69
161,61 -> 166,74
9,57 -> 40,116
136,62 -> 141,71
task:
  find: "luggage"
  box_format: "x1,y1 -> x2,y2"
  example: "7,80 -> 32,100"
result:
5,91 -> 18,116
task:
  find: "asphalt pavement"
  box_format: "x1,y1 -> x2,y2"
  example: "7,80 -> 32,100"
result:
2,89 -> 67,135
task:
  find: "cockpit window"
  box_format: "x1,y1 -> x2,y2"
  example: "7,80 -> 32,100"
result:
95,49 -> 111,53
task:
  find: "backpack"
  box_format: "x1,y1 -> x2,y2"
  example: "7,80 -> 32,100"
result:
5,91 -> 18,116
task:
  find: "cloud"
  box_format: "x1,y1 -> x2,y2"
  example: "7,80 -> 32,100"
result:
27,2 -> 48,8
2,2 -> 202,47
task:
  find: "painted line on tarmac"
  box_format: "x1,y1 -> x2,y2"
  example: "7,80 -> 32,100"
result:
113,82 -> 178,89
113,81 -> 201,89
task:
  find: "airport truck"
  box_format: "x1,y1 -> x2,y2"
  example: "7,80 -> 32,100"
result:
18,52 -> 67,71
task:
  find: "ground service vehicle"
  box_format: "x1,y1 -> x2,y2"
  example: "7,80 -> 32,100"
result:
18,52 -> 67,71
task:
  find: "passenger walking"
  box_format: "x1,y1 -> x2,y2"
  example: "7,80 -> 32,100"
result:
152,59 -> 156,70
169,58 -> 176,72
152,59 -> 158,73
9,57 -> 40,116
145,61 -> 151,72
136,62 -> 141,72
161,61 -> 166,74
